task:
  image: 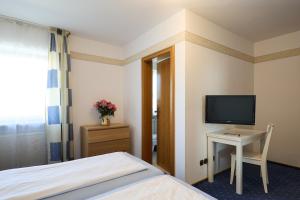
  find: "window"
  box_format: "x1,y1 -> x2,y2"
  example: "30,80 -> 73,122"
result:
0,18 -> 49,169
0,19 -> 48,128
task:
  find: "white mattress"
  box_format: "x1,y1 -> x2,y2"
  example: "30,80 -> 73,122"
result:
45,153 -> 163,200
88,175 -> 217,200
0,152 -> 148,200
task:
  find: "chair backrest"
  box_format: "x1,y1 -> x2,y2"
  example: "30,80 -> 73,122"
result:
262,124 -> 275,160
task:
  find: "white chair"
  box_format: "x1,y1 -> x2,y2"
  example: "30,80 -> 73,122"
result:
230,124 -> 274,193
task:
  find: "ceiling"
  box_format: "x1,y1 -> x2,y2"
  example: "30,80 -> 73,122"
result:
0,0 -> 300,45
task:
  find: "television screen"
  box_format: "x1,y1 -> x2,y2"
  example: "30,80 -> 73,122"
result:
205,95 -> 256,125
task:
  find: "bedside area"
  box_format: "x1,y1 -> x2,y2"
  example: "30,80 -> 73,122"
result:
80,123 -> 131,158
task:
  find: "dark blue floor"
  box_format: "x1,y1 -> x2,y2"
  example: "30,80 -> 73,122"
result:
193,163 -> 300,200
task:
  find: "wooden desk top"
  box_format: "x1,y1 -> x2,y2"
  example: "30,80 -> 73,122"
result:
81,123 -> 129,131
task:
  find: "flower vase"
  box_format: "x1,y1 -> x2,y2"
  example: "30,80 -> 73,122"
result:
100,115 -> 110,126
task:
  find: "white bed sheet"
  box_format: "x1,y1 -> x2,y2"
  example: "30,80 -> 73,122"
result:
88,175 -> 217,200
0,152 -> 147,200
45,153 -> 163,200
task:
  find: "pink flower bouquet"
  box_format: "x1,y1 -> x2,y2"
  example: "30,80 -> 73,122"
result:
94,99 -> 117,117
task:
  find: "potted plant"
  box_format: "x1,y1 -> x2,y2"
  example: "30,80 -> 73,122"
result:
94,99 -> 117,126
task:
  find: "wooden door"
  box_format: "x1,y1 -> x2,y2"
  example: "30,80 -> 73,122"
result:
156,58 -> 172,173
142,46 -> 175,176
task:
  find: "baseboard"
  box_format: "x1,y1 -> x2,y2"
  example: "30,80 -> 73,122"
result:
191,167 -> 231,185
191,177 -> 208,185
268,160 -> 300,170
191,161 -> 300,186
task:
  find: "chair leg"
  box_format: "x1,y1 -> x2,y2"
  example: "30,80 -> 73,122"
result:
265,164 -> 269,184
260,169 -> 262,177
230,156 -> 235,184
261,164 -> 268,193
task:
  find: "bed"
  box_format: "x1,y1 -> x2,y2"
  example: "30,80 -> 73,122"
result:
0,152 -> 163,200
87,175 -> 217,200
45,153 -> 162,200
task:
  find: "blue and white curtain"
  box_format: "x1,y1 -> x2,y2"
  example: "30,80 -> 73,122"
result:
46,28 -> 74,163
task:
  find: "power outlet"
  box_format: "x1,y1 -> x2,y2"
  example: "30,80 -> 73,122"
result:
200,160 -> 204,166
201,157 -> 214,166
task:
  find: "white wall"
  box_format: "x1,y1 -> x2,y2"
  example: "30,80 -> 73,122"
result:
182,10 -> 255,184
69,36 -> 124,159
124,10 -> 186,58
254,32 -> 300,168
174,41 -> 186,180
69,9 -> 187,161
122,42 -> 187,179
186,10 -> 253,56
254,30 -> 300,56
68,9 -> 300,183
122,10 -> 187,178
185,42 -> 254,184
122,10 -> 255,183
123,60 -> 142,158
122,43 -> 188,180
70,35 -> 124,59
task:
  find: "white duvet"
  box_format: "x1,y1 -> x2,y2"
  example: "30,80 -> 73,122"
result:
0,152 -> 147,200
89,175 -> 213,200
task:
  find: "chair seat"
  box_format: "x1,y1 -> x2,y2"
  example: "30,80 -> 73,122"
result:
231,151 -> 262,161
230,124 -> 274,193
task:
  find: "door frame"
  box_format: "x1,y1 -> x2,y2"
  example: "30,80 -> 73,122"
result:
141,46 -> 175,175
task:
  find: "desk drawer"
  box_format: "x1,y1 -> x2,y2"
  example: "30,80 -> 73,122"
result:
88,139 -> 130,156
88,128 -> 130,143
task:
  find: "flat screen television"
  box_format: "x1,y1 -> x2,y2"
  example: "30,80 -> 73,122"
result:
205,95 -> 256,125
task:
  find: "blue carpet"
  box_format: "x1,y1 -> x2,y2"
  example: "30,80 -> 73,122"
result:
193,162 -> 300,200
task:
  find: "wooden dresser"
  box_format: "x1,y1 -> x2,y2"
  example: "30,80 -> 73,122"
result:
80,123 -> 131,158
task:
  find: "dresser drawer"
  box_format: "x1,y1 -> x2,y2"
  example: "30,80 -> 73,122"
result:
81,123 -> 131,158
88,139 -> 130,156
88,127 -> 130,143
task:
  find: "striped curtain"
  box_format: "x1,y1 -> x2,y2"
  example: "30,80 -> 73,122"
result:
46,28 -> 74,163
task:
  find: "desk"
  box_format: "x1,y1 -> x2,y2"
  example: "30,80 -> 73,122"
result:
207,128 -> 266,194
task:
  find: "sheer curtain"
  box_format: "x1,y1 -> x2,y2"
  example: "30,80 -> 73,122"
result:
0,18 -> 48,170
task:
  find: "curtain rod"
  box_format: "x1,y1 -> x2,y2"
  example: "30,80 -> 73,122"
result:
0,14 -> 48,28
0,14 -> 71,35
